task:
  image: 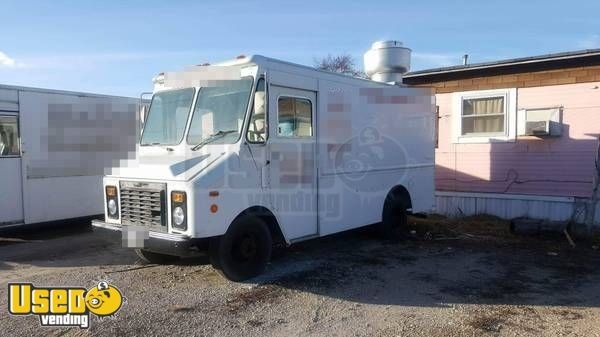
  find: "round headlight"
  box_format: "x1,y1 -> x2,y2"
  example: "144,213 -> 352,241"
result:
172,206 -> 185,226
107,199 -> 117,216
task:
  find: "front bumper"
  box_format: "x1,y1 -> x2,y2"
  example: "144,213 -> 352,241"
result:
92,220 -> 197,257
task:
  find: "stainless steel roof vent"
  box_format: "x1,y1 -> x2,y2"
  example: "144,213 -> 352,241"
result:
364,40 -> 411,84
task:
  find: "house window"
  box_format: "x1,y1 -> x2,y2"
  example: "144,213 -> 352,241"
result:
461,95 -> 505,135
452,88 -> 516,144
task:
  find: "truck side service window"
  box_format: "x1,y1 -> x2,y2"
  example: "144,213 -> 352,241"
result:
0,115 -> 20,157
246,78 -> 266,143
277,97 -> 312,137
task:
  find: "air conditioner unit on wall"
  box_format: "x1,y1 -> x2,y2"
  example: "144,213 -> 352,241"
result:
525,120 -> 550,136
518,107 -> 562,137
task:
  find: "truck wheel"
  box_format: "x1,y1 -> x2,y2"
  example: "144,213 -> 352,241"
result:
379,195 -> 408,240
209,216 -> 272,281
135,249 -> 179,264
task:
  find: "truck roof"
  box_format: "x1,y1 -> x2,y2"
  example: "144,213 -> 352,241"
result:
176,55 -> 404,88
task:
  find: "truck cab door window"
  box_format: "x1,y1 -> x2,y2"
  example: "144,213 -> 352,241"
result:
0,116 -> 20,157
246,78 -> 267,143
277,96 -> 312,137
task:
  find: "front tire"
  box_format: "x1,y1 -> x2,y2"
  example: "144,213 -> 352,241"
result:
135,249 -> 179,264
210,216 -> 272,281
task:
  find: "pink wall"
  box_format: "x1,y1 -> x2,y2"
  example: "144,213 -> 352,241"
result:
435,81 -> 600,198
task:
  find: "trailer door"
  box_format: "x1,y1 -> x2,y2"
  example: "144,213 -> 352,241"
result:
0,108 -> 24,226
267,86 -> 318,240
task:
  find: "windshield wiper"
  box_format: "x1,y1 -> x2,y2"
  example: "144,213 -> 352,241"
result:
191,130 -> 237,151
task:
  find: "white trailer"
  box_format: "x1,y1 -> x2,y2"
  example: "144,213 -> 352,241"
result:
0,85 -> 138,228
92,41 -> 436,280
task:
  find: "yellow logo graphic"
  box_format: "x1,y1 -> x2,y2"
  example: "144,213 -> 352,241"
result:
85,282 -> 123,316
8,281 -> 123,329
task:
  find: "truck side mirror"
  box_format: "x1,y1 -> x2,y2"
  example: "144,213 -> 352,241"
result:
139,105 -> 149,137
140,105 -> 147,124
138,92 -> 153,134
247,91 -> 267,143
254,91 -> 266,115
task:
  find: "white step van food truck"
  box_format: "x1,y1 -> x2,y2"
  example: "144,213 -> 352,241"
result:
92,41 -> 436,281
0,84 -> 138,228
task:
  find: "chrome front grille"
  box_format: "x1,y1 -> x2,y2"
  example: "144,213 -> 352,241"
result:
119,181 -> 166,230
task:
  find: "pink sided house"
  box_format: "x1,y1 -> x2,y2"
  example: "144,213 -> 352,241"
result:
403,49 -> 600,229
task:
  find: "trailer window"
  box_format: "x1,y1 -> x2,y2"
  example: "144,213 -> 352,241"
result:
0,116 -> 19,157
277,97 -> 312,137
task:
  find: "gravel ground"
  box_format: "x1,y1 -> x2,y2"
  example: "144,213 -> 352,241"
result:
1,219 -> 600,337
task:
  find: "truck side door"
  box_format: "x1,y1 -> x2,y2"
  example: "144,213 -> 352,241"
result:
267,86 -> 318,240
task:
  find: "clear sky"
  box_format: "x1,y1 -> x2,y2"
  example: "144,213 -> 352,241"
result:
1,0 -> 599,97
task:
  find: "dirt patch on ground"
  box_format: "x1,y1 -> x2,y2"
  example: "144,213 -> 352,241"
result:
468,310 -> 510,333
226,285 -> 288,313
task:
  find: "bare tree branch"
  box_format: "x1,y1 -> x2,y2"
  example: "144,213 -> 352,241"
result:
313,54 -> 366,78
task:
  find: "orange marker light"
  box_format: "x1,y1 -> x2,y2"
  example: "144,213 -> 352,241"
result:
172,191 -> 186,203
208,191 -> 219,197
210,204 -> 218,213
106,186 -> 117,197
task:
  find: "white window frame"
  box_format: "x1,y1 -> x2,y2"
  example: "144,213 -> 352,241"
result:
452,88 -> 517,144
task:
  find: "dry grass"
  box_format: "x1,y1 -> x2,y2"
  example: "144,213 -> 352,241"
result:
590,227 -> 600,247
408,214 -> 600,253
407,214 -> 514,239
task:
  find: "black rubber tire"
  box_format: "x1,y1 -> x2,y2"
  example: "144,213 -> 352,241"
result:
378,194 -> 408,240
135,249 -> 179,264
209,216 -> 272,281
